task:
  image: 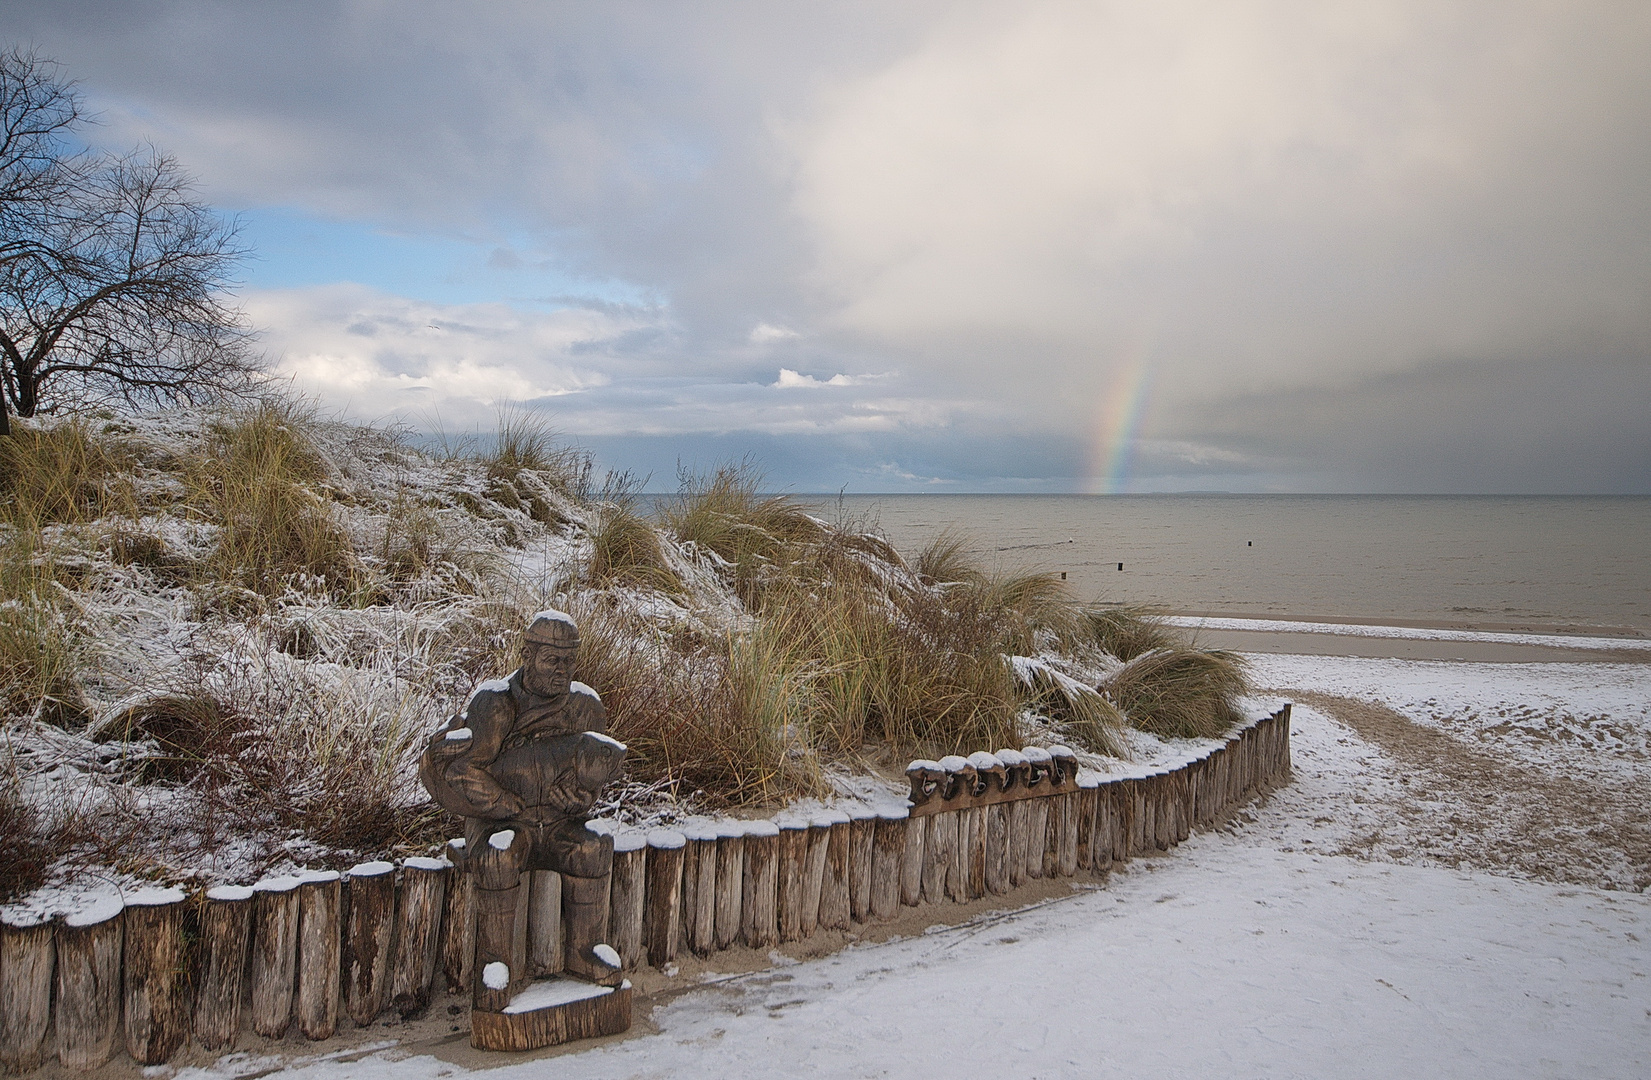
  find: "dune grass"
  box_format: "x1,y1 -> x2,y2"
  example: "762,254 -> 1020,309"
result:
1104,646 -> 1249,739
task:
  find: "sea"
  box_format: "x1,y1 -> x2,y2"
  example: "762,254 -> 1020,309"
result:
791,495 -> 1651,635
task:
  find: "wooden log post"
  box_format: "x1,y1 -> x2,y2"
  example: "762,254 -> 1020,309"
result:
870,809 -> 907,922
391,857 -> 449,1018
342,861 -> 396,1027
714,821 -> 747,950
925,811 -> 958,904
983,803 -> 1010,895
1154,773 -> 1172,851
440,841 -> 475,995
1057,793 -> 1080,877
800,816 -> 829,938
122,887 -> 189,1065
1042,797 -> 1063,878
55,896 -> 124,1070
681,824 -> 719,957
0,911 -> 53,1073
738,821 -> 778,949
847,807 -> 877,922
1075,780 -> 1098,872
527,870 -> 564,976
776,820 -> 810,943
609,832 -> 648,970
900,807 -> 927,906
962,806 -> 986,899
250,876 -> 301,1039
1025,799 -> 1049,880
296,871 -> 342,1041
645,829 -> 686,965
1006,800 -> 1029,888
818,811 -> 852,931
193,886 -> 253,1052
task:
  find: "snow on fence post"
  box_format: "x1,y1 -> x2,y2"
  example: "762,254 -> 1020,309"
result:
801,816 -> 830,938
55,896 -> 123,1069
645,829 -> 686,964
900,808 -> 927,906
0,911 -> 53,1073
777,819 -> 810,943
737,821 -> 778,949
296,871 -> 342,1041
819,810 -> 852,931
847,807 -> 877,922
682,823 -> 719,957
250,876 -> 301,1039
710,821 -> 746,950
122,887 -> 189,1065
342,861 -> 395,1027
391,857 -> 449,1018
194,885 -> 253,1052
610,832 -> 648,969
870,809 -> 907,921
440,840 -> 475,995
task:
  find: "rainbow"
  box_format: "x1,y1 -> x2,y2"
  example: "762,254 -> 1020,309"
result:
1086,346 -> 1154,494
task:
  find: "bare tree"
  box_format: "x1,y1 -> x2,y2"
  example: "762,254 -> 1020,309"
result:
0,47 -> 258,436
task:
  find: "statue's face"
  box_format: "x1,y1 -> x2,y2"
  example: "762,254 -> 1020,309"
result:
521,643 -> 575,699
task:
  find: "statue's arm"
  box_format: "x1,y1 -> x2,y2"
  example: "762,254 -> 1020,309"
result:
445,691 -> 526,820
568,683 -> 608,734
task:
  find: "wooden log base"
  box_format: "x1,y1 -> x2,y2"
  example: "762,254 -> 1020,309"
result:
469,979 -> 633,1051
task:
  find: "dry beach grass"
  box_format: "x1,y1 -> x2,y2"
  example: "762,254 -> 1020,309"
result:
0,402 -> 1250,901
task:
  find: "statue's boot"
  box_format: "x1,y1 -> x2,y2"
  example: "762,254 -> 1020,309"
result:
472,879 -> 521,1012
562,873 -> 623,986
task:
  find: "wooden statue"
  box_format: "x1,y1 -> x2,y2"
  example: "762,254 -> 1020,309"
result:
420,610 -> 631,1046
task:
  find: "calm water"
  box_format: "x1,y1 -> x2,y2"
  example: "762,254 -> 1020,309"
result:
799,495 -> 1651,633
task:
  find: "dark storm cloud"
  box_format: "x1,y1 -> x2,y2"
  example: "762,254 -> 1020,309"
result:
4,1 -> 1648,491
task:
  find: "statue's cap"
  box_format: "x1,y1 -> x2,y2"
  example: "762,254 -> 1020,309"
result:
525,609 -> 580,647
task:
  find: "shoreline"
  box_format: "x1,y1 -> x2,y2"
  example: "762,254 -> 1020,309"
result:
1164,612 -> 1651,664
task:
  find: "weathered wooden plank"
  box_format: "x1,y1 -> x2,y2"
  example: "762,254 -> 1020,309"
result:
800,817 -> 829,937
123,887 -> 189,1065
777,820 -> 810,943
682,824 -> 719,957
343,861 -> 396,1027
609,833 -> 648,970
900,807 -> 926,906
391,857 -> 449,1018
926,811 -> 959,904
194,885 -> 253,1052
847,807 -> 876,922
1057,793 -> 1079,876
1006,799 -> 1029,888
1024,799 -> 1048,880
296,871 -> 342,1041
251,876 -> 301,1039
440,846 -> 476,995
527,870 -> 563,976
469,982 -> 632,1051
1075,782 -> 1098,871
818,812 -> 852,931
870,810 -> 907,921
56,896 -> 124,1069
983,803 -> 1009,895
738,821 -> 778,949
0,911 -> 53,1073
645,829 -> 686,965
963,806 -> 987,899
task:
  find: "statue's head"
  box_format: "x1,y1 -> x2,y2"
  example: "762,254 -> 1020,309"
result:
521,609 -> 579,699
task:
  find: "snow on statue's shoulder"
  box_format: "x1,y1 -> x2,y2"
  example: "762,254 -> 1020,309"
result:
585,730 -> 625,751
474,678 -> 511,695
445,727 -> 473,741
570,680 -> 601,702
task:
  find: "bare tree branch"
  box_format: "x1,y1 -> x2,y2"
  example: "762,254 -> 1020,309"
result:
0,47 -> 261,433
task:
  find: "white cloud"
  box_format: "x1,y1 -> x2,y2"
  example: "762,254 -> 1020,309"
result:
773,368 -> 858,388
246,284 -> 635,423
749,323 -> 800,343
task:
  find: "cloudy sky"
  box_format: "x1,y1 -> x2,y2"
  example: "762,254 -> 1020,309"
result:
8,1 -> 1649,492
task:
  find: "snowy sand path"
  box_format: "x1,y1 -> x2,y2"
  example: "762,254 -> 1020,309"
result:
182,661 -> 1650,1079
